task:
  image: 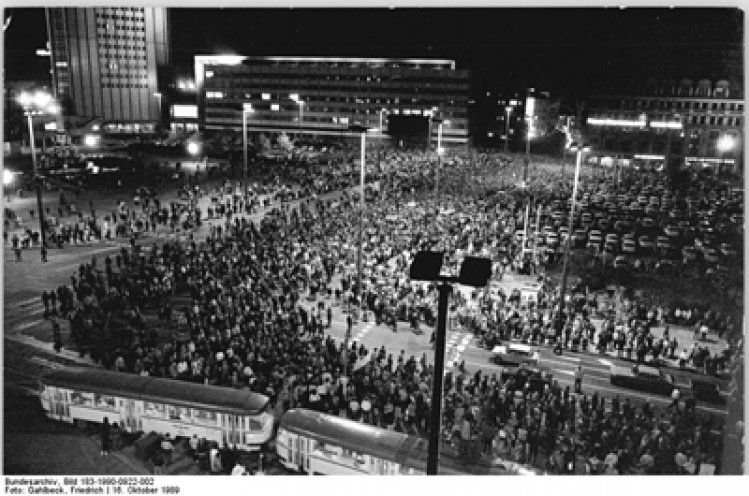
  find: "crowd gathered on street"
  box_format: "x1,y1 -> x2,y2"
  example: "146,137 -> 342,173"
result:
19,143 -> 744,474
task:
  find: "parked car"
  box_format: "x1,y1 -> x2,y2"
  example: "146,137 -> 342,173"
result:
682,246 -> 699,262
622,238 -> 637,254
587,230 -> 602,249
719,242 -> 738,258
492,343 -> 540,367
663,224 -> 681,238
656,236 -> 672,250
638,235 -> 655,251
703,248 -> 721,265
609,364 -> 675,395
613,255 -> 629,269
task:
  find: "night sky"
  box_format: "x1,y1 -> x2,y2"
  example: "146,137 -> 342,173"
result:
3,7 -> 744,96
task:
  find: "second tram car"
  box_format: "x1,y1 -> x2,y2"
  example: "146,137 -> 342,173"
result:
276,408 -> 542,475
39,367 -> 274,450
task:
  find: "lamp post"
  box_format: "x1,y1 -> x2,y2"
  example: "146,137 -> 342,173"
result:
433,118 -> 448,199
242,103 -> 254,181
153,92 -> 162,123
504,106 -> 513,153
17,90 -> 57,254
409,252 -> 492,475
345,123 -> 370,377
716,134 -> 736,175
558,142 -> 590,330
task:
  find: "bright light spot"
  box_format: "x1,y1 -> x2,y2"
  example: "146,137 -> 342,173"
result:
243,103 -> 254,112
262,93 -> 271,101
17,92 -> 32,108
437,146 -> 445,156
92,124 -> 100,131
289,93 -> 299,102
187,142 -> 201,156
271,104 -> 280,112
46,104 -> 60,114
717,134 -> 736,153
3,169 -> 14,186
34,91 -> 52,108
84,135 -> 99,147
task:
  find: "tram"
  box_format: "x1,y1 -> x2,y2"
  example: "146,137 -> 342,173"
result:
39,367 -> 274,450
276,408 -> 542,475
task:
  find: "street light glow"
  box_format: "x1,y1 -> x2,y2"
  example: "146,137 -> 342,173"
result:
84,134 -> 99,147
717,134 -> 736,153
187,142 -> 201,156
3,169 -> 14,186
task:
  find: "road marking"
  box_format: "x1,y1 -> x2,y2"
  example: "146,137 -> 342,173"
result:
19,386 -> 40,397
598,358 -> 614,367
29,356 -> 65,370
552,368 -> 575,376
555,355 -> 581,363
5,334 -> 98,366
13,319 -> 45,333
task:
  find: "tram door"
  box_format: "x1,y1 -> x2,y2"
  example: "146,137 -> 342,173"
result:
122,399 -> 138,432
224,415 -> 241,448
50,388 -> 68,419
296,436 -> 310,472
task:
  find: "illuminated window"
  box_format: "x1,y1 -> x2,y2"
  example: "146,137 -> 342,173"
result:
192,409 -> 217,423
205,70 -> 214,78
262,93 -> 271,101
271,104 -> 280,111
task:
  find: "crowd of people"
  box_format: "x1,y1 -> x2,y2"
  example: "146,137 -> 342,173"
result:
27,144 -> 744,474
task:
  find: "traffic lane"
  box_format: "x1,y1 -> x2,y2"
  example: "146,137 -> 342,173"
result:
459,347 -> 728,416
533,344 -> 729,389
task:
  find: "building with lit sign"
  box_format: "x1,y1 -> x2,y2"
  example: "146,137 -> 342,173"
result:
194,55 -> 470,146
584,78 -> 744,172
46,7 -> 170,135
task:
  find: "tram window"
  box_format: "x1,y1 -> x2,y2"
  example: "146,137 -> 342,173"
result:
192,409 -> 217,424
94,394 -> 116,410
167,406 -> 182,420
247,419 -> 263,431
70,391 -> 93,406
144,402 -> 165,416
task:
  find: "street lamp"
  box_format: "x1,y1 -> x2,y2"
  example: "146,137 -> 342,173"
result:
187,141 -> 201,156
290,94 -> 304,134
17,90 -> 58,253
504,106 -> 513,153
242,103 -> 254,180
409,251 -> 492,475
432,117 -> 449,199
153,92 -> 162,122
558,142 -> 590,333
378,108 -> 389,135
717,134 -> 736,175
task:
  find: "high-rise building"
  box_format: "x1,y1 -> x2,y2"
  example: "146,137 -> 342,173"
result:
194,55 -> 471,146
46,6 -> 170,135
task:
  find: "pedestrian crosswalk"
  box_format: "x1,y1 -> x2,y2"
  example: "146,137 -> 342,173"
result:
445,330 -> 473,369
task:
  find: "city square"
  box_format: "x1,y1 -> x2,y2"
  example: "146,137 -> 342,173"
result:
2,5 -> 745,479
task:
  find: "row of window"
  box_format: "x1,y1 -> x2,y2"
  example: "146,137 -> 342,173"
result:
95,8 -> 145,17
100,83 -> 151,89
206,92 -> 464,108
601,99 -> 744,112
97,41 -> 148,50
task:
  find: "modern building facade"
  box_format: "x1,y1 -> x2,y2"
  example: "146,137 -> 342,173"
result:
584,78 -> 744,172
194,55 -> 470,146
46,6 -> 170,135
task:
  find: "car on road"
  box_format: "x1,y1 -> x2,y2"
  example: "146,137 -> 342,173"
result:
500,365 -> 553,393
609,364 -> 676,395
492,343 -> 540,367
